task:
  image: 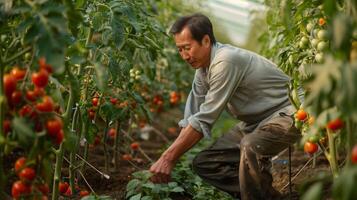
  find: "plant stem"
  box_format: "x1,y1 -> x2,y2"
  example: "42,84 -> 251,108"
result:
52,144 -> 65,200
69,104 -> 80,193
0,57 -> 6,200
326,129 -> 339,177
52,66 -> 77,199
103,120 -> 109,173
114,121 -> 120,170
345,119 -> 355,167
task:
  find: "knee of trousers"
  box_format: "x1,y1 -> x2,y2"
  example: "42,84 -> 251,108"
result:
240,136 -> 255,153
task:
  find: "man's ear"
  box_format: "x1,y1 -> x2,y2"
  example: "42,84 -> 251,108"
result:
203,35 -> 210,47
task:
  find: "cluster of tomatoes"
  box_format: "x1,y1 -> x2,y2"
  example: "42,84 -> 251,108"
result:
11,157 -> 49,199
294,109 -> 344,155
58,181 -> 90,198
3,58 -> 64,144
3,58 -> 66,199
148,91 -> 180,114
169,91 -> 181,105
122,142 -> 140,161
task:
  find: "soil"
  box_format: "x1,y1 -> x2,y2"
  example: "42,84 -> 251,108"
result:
75,108 -> 331,200
2,108 -> 331,200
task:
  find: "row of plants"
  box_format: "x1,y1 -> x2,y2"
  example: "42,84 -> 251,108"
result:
0,0 -> 196,199
260,0 -> 357,199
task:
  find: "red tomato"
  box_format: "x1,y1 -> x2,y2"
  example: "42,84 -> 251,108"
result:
93,136 -> 101,146
79,190 -> 90,197
170,96 -> 179,104
4,73 -> 17,97
36,96 -> 54,112
352,144 -> 357,164
15,157 -> 26,173
108,128 -> 116,138
167,127 -> 177,135
11,67 -> 26,81
31,69 -> 49,88
10,91 -> 22,105
34,87 -> 46,97
26,90 -> 37,101
110,97 -> 118,105
37,183 -> 49,195
319,18 -> 326,26
3,119 -> 11,135
11,180 -> 32,199
122,154 -> 132,161
130,142 -> 139,151
55,130 -> 64,145
19,104 -> 35,117
38,57 -> 53,74
88,109 -> 95,120
34,120 -> 43,132
326,118 -> 344,131
304,141 -> 318,154
59,182 -> 69,194
64,187 -> 72,196
295,109 -> 307,121
46,118 -> 63,137
92,97 -> 99,107
19,167 -> 36,182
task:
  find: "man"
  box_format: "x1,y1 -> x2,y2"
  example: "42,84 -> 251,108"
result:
149,13 -> 301,200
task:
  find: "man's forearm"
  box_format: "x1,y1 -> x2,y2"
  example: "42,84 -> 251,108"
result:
162,125 -> 203,163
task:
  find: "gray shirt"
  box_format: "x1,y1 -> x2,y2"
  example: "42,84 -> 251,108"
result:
178,42 -> 298,138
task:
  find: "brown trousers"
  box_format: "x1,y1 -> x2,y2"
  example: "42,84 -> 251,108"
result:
192,113 -> 301,200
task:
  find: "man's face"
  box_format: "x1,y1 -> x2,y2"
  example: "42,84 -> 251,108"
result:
174,26 -> 211,69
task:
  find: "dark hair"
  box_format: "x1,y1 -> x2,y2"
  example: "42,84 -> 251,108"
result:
169,13 -> 216,45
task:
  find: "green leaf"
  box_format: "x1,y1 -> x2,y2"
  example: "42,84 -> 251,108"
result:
63,132 -> 78,153
332,166 -> 357,200
94,62 -> 108,92
129,193 -> 141,200
142,182 -> 155,189
111,15 -> 125,49
64,0 -> 83,36
141,196 -> 153,200
126,179 -> 141,191
12,117 -> 35,146
171,187 -> 184,193
81,195 -> 113,200
301,182 -> 323,200
168,182 -> 177,188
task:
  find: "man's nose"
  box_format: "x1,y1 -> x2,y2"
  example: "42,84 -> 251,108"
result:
181,51 -> 190,61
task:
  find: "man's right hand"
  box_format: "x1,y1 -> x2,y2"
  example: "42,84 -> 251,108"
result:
149,155 -> 175,183
148,125 -> 203,184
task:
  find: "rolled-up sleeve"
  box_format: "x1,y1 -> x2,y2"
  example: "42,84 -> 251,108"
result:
187,61 -> 245,138
178,69 -> 208,128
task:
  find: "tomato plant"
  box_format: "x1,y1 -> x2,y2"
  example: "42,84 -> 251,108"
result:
260,0 -> 357,198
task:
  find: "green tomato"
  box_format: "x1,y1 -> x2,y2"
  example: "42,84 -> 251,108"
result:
311,38 -> 319,48
315,52 -> 324,63
313,29 -> 319,38
0,35 -> 7,43
288,55 -> 294,65
308,135 -> 320,143
295,120 -> 303,130
317,30 -> 329,40
299,37 -> 309,49
306,23 -> 313,33
24,52 -> 31,61
317,41 -> 328,51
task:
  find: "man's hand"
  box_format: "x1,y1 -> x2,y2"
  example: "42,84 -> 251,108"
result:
149,155 -> 175,183
148,125 -> 203,184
